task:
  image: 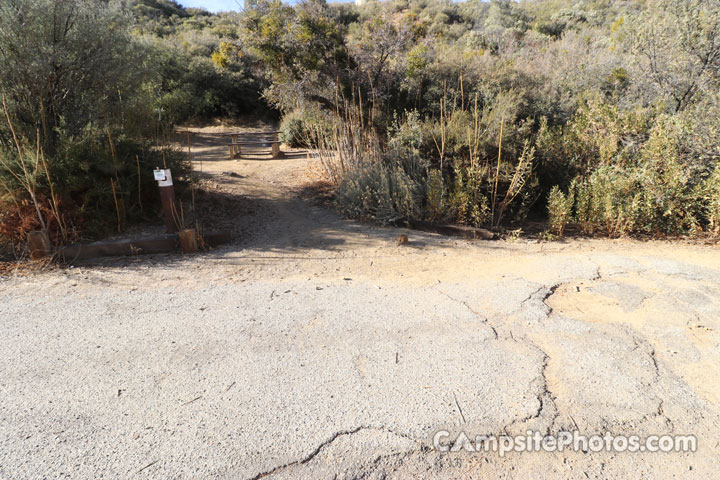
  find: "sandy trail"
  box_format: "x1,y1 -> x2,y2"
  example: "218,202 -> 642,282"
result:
1,126 -> 719,479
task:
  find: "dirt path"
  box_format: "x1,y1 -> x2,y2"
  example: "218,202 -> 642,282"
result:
1,126 -> 720,479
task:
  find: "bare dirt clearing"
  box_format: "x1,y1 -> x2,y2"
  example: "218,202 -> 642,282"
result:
1,126 -> 719,479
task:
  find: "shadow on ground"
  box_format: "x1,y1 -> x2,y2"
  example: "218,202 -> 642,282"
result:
69,182 -> 453,271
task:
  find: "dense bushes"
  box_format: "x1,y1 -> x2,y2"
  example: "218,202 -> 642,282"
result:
316,100 -> 538,228
3,0 -> 719,246
335,160 -> 424,224
548,163 -> 703,238
0,0 -> 275,247
279,108 -> 333,147
132,0 -> 269,123
0,130 -> 186,244
0,0 -> 188,246
547,112 -> 720,238
257,0 -> 720,238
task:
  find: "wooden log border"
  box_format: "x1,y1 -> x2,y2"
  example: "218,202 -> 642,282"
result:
55,231 -> 231,263
390,218 -> 495,240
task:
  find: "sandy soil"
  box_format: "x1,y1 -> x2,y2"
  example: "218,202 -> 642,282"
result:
1,125 -> 719,479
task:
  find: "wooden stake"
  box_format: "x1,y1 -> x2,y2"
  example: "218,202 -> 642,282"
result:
178,228 -> 198,254
110,178 -> 121,233
156,169 -> 177,234
28,230 -> 52,259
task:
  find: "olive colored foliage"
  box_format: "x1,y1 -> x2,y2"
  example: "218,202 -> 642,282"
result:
0,0 -> 189,245
3,0 -> 720,247
244,0 -> 720,236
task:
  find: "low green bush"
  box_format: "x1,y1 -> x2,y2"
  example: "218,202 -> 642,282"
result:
0,128 -> 188,244
279,109 -> 333,148
448,164 -> 491,228
547,185 -> 573,236
552,158 -> 715,238
334,159 -> 423,224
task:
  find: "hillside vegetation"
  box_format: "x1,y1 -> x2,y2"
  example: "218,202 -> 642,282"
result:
1,0 -> 719,249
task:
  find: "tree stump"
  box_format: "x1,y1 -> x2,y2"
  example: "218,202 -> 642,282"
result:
28,230 -> 52,259
179,228 -> 198,254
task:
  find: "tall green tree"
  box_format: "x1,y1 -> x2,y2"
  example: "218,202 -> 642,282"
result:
628,0 -> 720,113
242,0 -> 349,112
0,0 -> 148,152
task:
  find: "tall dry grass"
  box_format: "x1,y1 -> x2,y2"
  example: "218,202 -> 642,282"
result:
0,95 -> 69,244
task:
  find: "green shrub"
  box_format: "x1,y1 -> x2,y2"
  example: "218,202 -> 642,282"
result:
0,0 -> 190,244
448,164 -> 491,228
334,160 -> 423,224
425,169 -> 447,222
571,167 -> 643,237
547,185 -> 572,236
0,127 -> 189,243
388,110 -> 423,160
279,109 -> 332,148
705,168 -> 720,236
568,156 -> 706,238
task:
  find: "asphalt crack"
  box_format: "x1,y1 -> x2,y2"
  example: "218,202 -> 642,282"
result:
248,426 -> 422,480
437,289 -> 499,339
502,340 -> 560,435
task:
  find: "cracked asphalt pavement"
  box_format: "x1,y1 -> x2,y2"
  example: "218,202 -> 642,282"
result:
1,130 -> 719,478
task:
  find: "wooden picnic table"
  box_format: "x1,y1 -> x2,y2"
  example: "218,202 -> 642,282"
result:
225,131 -> 283,159
224,131 -> 281,142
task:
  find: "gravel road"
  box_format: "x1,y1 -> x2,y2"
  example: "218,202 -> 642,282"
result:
1,127 -> 719,479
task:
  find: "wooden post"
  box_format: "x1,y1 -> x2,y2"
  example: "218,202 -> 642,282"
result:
178,228 -> 198,254
28,230 -> 52,259
229,144 -> 241,159
271,141 -> 280,159
155,169 -> 178,234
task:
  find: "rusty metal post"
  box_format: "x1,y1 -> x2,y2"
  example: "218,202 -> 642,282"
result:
155,168 -> 177,234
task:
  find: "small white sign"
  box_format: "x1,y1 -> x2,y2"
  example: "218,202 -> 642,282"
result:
158,169 -> 173,187
154,169 -> 166,182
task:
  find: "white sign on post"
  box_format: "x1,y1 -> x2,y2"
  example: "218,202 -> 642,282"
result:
158,169 -> 173,187
154,169 -> 166,182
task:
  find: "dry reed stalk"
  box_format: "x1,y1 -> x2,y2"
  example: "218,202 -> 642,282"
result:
305,84 -> 385,188
459,73 -> 464,111
469,93 -> 481,168
495,142 -> 534,226
431,80 -> 448,171
1,94 -> 47,231
106,128 -> 120,181
136,155 -> 143,212
110,178 -> 121,233
491,116 -> 504,225
39,145 -> 67,242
